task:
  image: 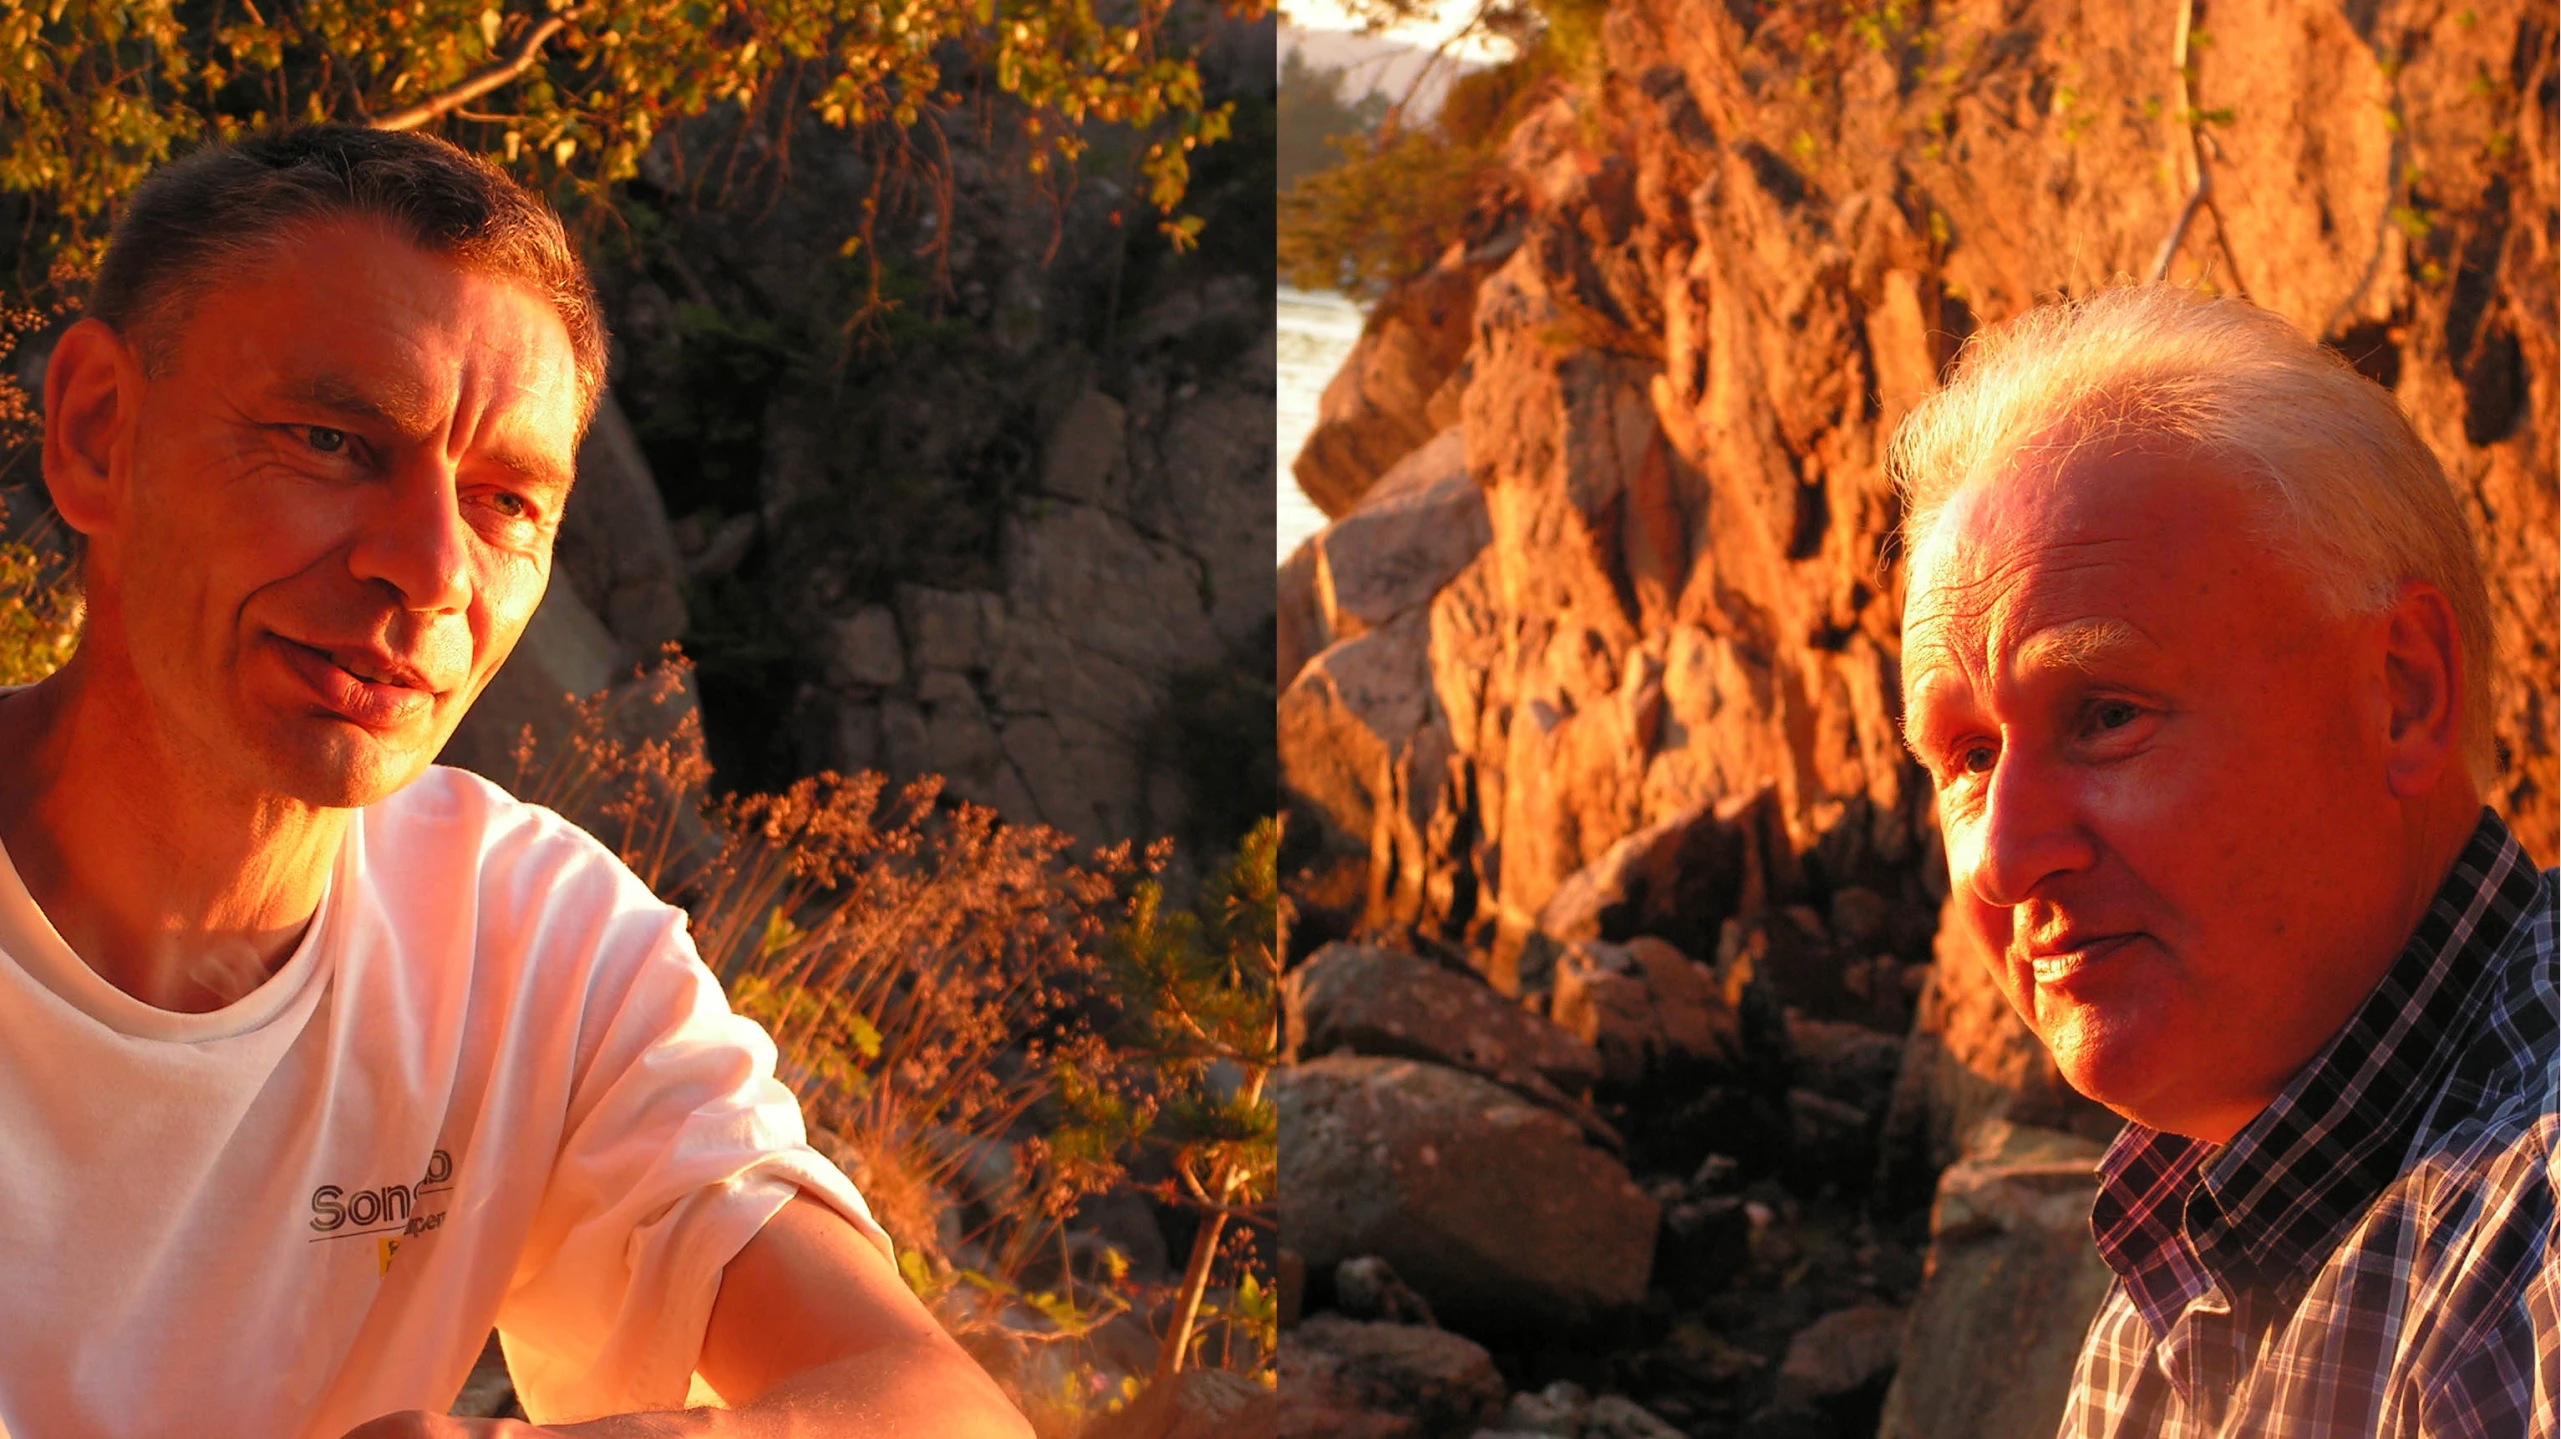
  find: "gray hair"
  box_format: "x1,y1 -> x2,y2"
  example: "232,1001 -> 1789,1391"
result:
1889,284 -> 2495,786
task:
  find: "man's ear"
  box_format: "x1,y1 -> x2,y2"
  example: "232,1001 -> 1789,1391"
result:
41,317 -> 144,544
2378,579 -> 2462,799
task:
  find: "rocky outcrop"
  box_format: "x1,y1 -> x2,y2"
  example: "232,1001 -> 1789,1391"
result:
787,279 -> 1274,861
1277,1055 -> 1658,1332
1472,1382 -> 1688,1439
1313,430 -> 1487,646
1279,0 -> 2558,987
1877,1122 -> 2117,1439
1277,1315 -> 1508,1439
1294,248 -> 1503,518
1548,936 -> 1739,1090
1278,424 -> 1498,942
551,396 -> 691,666
1766,1303 -> 1908,1430
589,13 -> 1275,873
1286,941 -> 1605,1098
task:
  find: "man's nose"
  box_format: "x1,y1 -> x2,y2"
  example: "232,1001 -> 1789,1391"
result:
1958,747 -> 2098,909
345,461 -> 474,615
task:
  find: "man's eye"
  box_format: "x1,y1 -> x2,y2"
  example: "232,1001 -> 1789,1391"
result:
1956,743 -> 1996,775
305,426 -> 347,454
2091,701 -> 2140,731
488,492 -> 529,520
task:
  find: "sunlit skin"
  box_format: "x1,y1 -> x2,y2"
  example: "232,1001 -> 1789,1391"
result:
0,219 -> 1029,1438
1899,443 -> 2482,1144
2,216 -> 576,1014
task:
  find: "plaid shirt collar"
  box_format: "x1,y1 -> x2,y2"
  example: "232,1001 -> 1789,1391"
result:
2088,807 -> 2540,1340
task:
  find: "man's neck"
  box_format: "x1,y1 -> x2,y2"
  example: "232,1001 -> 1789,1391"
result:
0,655 -> 346,1013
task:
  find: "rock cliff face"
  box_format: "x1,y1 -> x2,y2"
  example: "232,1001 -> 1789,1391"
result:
1280,11 -> 2551,1426
1281,0 -> 2557,988
448,13 -> 1277,878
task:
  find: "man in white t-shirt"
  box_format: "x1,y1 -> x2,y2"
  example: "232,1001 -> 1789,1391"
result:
0,125 -> 1032,1438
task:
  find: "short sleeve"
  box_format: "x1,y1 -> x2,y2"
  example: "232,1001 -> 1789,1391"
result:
491,903 -> 891,1425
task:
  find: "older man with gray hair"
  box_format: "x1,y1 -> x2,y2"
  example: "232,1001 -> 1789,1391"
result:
1892,284 -> 2555,1438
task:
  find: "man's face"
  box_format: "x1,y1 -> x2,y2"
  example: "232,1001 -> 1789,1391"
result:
95,218 -> 580,808
1900,447 -> 2413,1141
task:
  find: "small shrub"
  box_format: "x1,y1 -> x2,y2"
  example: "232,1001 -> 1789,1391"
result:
508,652 -> 1280,1422
1277,33 -> 1563,298
0,529 -> 78,687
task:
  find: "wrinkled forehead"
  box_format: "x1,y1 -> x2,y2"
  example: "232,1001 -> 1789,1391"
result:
1897,444 -> 2287,696
179,218 -> 582,445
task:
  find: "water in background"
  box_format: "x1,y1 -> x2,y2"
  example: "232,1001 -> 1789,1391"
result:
1277,285 -> 1363,564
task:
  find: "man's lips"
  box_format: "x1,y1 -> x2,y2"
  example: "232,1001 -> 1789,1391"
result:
2020,933 -> 2144,985
272,635 -> 444,729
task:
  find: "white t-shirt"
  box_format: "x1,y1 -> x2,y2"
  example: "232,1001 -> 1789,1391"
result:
0,764 -> 890,1437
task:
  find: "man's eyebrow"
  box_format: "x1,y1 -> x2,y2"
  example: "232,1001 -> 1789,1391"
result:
481,446 -> 576,495
1895,619 -> 2148,757
1897,682 -> 1946,759
272,373 -> 439,438
1896,617 -> 1969,749
274,373 -> 573,492
2015,619 -> 2147,673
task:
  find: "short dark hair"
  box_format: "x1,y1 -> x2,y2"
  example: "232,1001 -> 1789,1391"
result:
87,124 -> 607,427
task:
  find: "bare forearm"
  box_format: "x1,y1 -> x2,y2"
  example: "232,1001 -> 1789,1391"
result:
547,1339 -> 1031,1439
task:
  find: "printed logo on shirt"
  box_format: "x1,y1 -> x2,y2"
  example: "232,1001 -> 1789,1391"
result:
308,1149 -> 457,1274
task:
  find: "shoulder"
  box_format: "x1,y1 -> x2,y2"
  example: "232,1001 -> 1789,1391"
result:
363,764 -> 653,895
2338,882 -> 2559,1354
356,765 -> 688,980
2410,863 -> 2557,1206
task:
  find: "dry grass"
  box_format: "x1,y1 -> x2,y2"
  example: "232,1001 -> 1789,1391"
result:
504,654 -> 1276,1429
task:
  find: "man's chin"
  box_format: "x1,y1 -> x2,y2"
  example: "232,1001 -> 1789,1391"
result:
2040,1004 -> 2184,1126
248,723 -> 442,810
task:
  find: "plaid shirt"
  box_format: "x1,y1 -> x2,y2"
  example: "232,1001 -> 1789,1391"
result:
2060,809 -> 2558,1439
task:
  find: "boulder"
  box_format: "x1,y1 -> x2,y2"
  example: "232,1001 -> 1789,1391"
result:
1041,386 -> 1129,507
1335,1255 -> 1439,1327
1548,937 -> 1739,1090
1875,1122 -> 2117,1439
1785,1015 -> 1906,1116
1471,1382 -> 1685,1439
1278,1056 -> 1658,1331
1278,536 -> 1329,691
1276,609 -> 1433,867
1528,787 -> 1801,983
1313,430 -> 1489,640
827,605 -> 906,689
1278,1313 -> 1507,1439
1773,1304 -> 1907,1410
1287,942 -> 1604,1097
553,393 -> 689,665
896,584 -> 1000,672
1293,255 -> 1489,518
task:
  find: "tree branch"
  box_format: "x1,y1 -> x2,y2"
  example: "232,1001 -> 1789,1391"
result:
369,9 -> 582,133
